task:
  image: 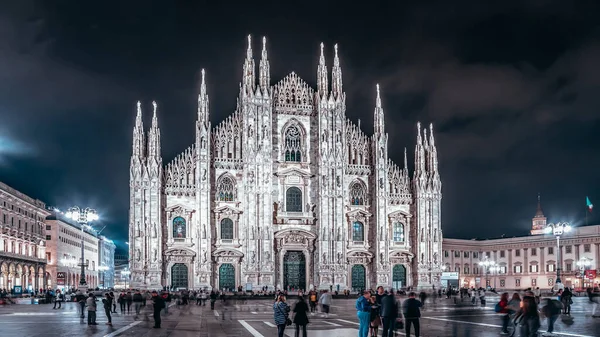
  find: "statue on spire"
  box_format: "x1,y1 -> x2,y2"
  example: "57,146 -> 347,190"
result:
259,36 -> 270,91
317,42 -> 328,98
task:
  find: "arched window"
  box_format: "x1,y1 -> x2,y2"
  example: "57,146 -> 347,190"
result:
286,187 -> 302,212
393,222 -> 405,243
216,176 -> 235,202
349,182 -> 366,205
352,221 -> 364,241
173,217 -> 186,238
284,125 -> 302,162
221,218 -> 234,240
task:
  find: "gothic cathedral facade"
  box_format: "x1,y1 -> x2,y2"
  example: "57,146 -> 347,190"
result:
128,36 -> 443,291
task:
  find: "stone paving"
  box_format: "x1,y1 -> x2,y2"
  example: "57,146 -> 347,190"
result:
0,296 -> 598,336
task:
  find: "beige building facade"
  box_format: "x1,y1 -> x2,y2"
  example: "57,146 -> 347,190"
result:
0,182 -> 50,291
443,201 -> 600,290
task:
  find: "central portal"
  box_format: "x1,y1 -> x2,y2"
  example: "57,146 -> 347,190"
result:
283,251 -> 306,291
171,263 -> 189,289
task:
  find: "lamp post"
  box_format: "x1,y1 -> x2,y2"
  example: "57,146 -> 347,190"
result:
98,266 -> 109,289
122,269 -> 131,290
479,257 -> 495,289
489,265 -> 501,289
65,207 -> 99,288
576,257 -> 592,288
545,222 -> 572,286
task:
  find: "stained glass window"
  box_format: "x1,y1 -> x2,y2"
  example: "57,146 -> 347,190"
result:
352,221 -> 364,241
393,222 -> 405,243
173,217 -> 186,238
286,187 -> 302,212
284,125 -> 302,162
221,218 -> 234,240
217,176 -> 235,202
349,182 -> 366,205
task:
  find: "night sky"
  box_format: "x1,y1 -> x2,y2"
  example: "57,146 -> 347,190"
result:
1,1 -> 599,248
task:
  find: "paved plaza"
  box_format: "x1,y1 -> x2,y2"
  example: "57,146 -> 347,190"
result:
0,296 -> 598,336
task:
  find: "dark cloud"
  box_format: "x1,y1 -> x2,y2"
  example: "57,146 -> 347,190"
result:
0,0 -> 599,243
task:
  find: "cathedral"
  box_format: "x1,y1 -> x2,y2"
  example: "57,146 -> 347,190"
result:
128,36 -> 443,292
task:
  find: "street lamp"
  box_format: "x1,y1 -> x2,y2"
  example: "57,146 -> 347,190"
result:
576,257 -> 592,288
98,266 -> 109,289
65,207 -> 99,289
479,257 -> 496,289
544,222 -> 572,286
122,269 -> 131,289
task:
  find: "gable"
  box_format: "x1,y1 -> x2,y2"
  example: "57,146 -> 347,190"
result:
272,72 -> 315,114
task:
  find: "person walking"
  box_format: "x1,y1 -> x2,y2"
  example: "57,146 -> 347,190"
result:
318,290 -> 332,318
496,292 -> 510,335
309,291 -> 318,315
273,294 -> 290,337
292,295 -> 309,337
402,292 -> 422,337
151,290 -> 165,329
125,291 -> 133,313
76,290 -> 86,318
133,290 -> 144,317
86,293 -> 98,326
561,287 -> 573,315
118,292 -> 126,313
368,295 -> 381,337
541,298 -> 561,335
356,290 -> 372,337
110,292 -> 117,313
210,291 -> 217,310
515,293 -> 540,337
381,289 -> 399,337
102,293 -> 113,325
53,289 -> 62,309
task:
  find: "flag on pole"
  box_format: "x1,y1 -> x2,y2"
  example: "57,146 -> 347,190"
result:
586,196 -> 593,212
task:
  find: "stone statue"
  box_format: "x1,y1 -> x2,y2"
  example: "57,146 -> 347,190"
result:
337,227 -> 342,241
264,227 -> 269,240
136,248 -> 141,261
202,251 -> 207,263
251,251 -> 256,264
153,249 -> 158,262
250,226 -> 255,240
380,253 -> 384,264
322,253 -> 327,264
264,251 -> 271,261
202,168 -> 207,181
337,252 -> 343,264
380,226 -> 384,241
202,225 -> 206,239
136,222 -> 141,235
152,223 -> 157,238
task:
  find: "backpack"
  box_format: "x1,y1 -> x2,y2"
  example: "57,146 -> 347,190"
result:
310,294 -> 317,302
494,302 -> 502,313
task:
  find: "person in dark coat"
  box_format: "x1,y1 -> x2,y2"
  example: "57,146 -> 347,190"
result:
292,296 -> 309,337
380,290 -> 399,337
402,292 -> 422,337
151,290 -> 165,329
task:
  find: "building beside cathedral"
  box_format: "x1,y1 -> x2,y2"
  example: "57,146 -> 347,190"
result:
128,36 -> 443,291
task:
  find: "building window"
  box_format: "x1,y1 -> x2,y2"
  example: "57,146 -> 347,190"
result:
46,252 -> 51,263
455,265 -> 460,272
500,279 -> 505,287
500,250 -> 505,258
454,251 -> 460,258
349,182 -> 366,205
584,244 -> 591,253
531,248 -> 537,256
221,218 -> 234,240
284,125 -> 302,162
530,265 -> 538,273
352,221 -> 364,242
514,265 -> 522,273
444,251 -> 449,258
515,279 -> 521,287
285,187 -> 303,212
515,250 -> 520,257
500,266 -> 507,274
46,225 -> 51,230
216,176 -> 235,202
392,222 -> 405,243
547,264 -> 555,272
473,267 -> 479,274
566,263 -> 572,272
532,278 -> 537,287
473,252 -> 478,258
464,266 -> 469,274
548,278 -> 554,286
486,252 -> 491,258
46,235 -> 51,240
464,251 -> 469,258
173,217 -> 186,238
565,245 -> 572,254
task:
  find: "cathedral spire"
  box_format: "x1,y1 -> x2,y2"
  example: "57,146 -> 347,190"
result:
147,101 -> 161,159
198,69 -> 209,127
242,34 -> 255,96
414,122 -> 426,182
132,101 -> 145,158
317,43 -> 328,98
259,36 -> 270,92
404,147 -> 408,171
428,123 -> 441,189
331,44 -> 343,99
374,84 -> 385,135
535,193 -> 544,217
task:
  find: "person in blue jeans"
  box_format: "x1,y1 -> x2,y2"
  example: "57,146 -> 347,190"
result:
356,290 -> 372,337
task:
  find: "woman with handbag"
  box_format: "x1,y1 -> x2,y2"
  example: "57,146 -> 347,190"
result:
273,294 -> 291,337
292,296 -> 310,337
